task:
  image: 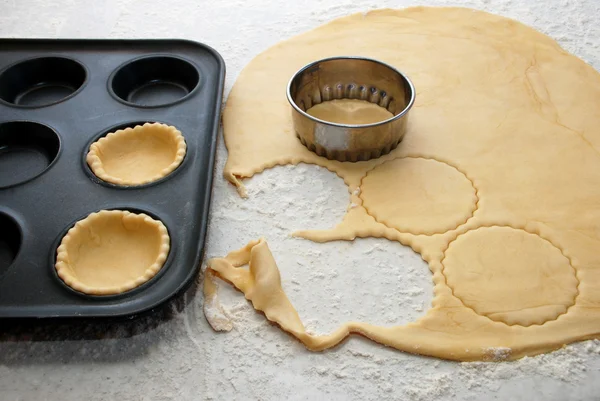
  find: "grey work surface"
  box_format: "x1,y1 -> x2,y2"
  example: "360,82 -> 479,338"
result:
2,0 -> 600,400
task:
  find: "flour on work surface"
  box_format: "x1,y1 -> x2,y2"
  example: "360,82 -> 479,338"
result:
483,347 -> 512,361
208,160 -> 434,335
397,344 -> 595,401
459,342 -> 600,390
203,279 -> 233,332
204,144 -> 600,399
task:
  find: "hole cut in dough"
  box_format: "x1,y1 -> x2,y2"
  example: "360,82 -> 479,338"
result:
55,210 -> 170,295
306,99 -> 394,125
87,122 -> 186,186
209,237 -> 433,335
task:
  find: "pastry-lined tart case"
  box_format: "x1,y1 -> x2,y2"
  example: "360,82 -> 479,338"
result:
86,122 -> 187,186
55,210 -> 170,296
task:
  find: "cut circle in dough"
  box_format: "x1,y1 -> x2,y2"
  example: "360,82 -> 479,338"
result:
442,226 -> 579,326
86,122 -> 186,186
359,157 -> 477,235
55,210 -> 170,295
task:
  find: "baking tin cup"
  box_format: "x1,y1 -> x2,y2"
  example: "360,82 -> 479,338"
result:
0,56 -> 87,108
287,56 -> 415,162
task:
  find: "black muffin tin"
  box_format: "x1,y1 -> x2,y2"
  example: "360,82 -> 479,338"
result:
0,39 -> 225,318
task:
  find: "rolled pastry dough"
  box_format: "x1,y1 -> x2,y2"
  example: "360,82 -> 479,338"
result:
209,7 -> 600,361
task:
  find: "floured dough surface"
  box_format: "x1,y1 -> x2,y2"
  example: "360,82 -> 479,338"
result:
210,7 -> 600,361
306,99 -> 394,125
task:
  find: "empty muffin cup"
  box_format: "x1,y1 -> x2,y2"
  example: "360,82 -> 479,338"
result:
55,209 -> 170,296
0,121 -> 61,188
110,56 -> 200,107
287,56 -> 415,162
0,212 -> 22,276
0,57 -> 86,107
86,122 -> 187,186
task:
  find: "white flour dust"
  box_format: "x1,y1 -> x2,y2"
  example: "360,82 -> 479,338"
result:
207,159 -> 434,335
202,143 -> 600,400
2,0 -> 600,400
